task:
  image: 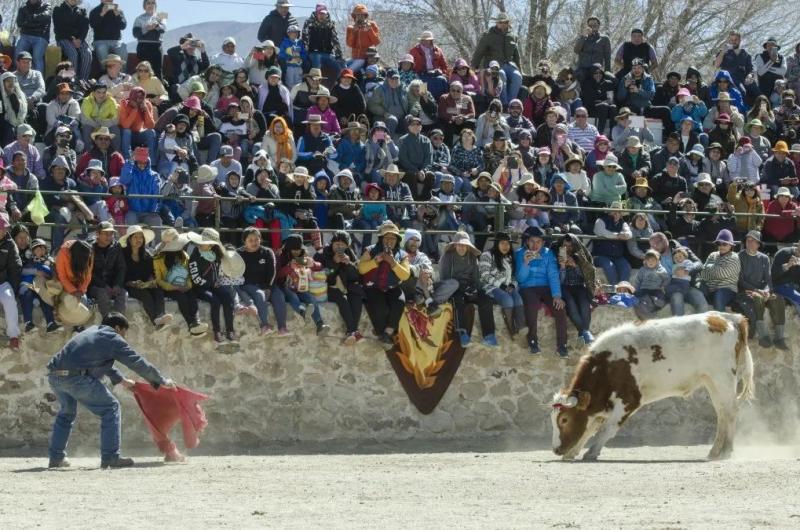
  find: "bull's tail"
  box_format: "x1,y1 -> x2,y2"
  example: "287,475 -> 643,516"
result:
735,317 -> 755,401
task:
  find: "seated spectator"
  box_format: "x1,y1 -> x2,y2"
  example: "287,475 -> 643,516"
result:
589,155 -> 626,206
479,232 -> 524,337
463,174 -> 510,251
156,114 -> 197,179
580,64 -> 617,133
681,143 -> 706,184
119,87 -> 157,160
506,99 -> 535,144
76,158 -> 110,221
211,37 -> 246,77
516,226 -> 568,356
134,61 -> 169,111
187,228 -> 238,345
593,201 -> 632,284
709,71 -> 746,113
761,141 -> 798,197
704,92 -> 744,137
610,107 -> 654,153
771,243 -> 800,317
276,234 -> 330,336
243,41 -> 275,87
335,122 -> 366,183
45,83 -> 80,145
439,231 -> 497,347
763,187 -> 799,242
41,156 -> 78,251
448,128 -> 483,194
363,122 -> 399,186
88,221 -> 127,318
616,58 -> 656,116
665,244 -> 707,316
675,118 -> 702,155
42,126 -> 77,179
618,136 -> 652,186
210,145 -> 242,184
567,107 -> 598,153
358,221 -> 410,345
98,54 -> 132,102
548,173 -> 581,234
670,88 -> 708,134
79,82 -> 120,153
120,225 -> 173,330
483,132 -> 515,175
691,173 -> 724,212
120,148 -> 162,229
474,99 -> 510,147
307,87 -> 340,136
522,81 -> 554,128
367,70 -> 408,138
153,228 -> 208,336
400,229 -> 457,316
0,212 -> 21,348
331,69 -> 366,126
631,249 -> 669,320
699,229 -> 741,311
296,114 -> 336,176
627,177 -> 660,230
736,230 -> 787,349
437,81 -> 476,145
398,116 -> 432,182
449,59 -> 480,96
626,212 -> 653,268
321,231 -> 365,344
13,52 -> 46,138
6,151 -> 39,222
76,127 -> 124,178
345,4 -> 381,73
703,142 -> 730,187
726,180 -> 764,238
534,107 -> 560,148
743,118 -> 771,162
19,238 -> 61,334
178,65 -> 224,111
552,233 -> 596,344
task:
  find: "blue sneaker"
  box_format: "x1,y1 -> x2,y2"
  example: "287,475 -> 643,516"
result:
528,339 -> 541,355
557,345 -> 569,358
458,329 -> 471,348
482,333 -> 498,347
581,330 -> 595,345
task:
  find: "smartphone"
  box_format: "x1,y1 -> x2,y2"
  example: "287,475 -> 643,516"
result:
335,248 -> 345,255
373,131 -> 385,141
630,115 -> 645,128
507,157 -> 518,170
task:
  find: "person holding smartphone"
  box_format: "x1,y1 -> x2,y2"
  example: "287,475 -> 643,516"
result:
90,0 -> 128,68
755,37 -> 788,97
573,16 -> 611,83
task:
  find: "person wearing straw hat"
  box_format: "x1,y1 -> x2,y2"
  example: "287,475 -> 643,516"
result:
153,228 -> 208,336
357,221 -> 411,345
46,311 -> 177,470
76,126 -> 124,178
307,86 -> 340,135
741,117 -> 771,161
592,200 -> 632,285
691,172 -> 723,212
626,175 -> 660,230
378,163 -> 415,227
762,141 -> 799,197
589,153 -> 626,206
88,220 -> 128,318
119,224 -> 173,331
735,230 -> 788,350
278,165 -> 324,250
699,228 -> 741,311
618,135 -> 652,185
439,230 -> 497,347
296,113 -> 336,176
610,105 -> 654,153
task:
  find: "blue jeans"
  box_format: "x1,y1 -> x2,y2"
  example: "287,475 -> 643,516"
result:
593,255 -> 631,285
237,283 -> 288,328
501,63 -> 523,105
707,288 -> 737,312
16,34 -> 48,73
93,40 -> 128,68
282,288 -> 323,324
21,288 -> 55,325
489,286 -> 523,308
669,287 -> 709,316
121,128 -> 157,160
48,374 -> 121,462
58,39 -> 93,81
309,53 -> 342,78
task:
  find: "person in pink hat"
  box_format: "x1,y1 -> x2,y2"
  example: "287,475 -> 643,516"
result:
670,87 -> 708,133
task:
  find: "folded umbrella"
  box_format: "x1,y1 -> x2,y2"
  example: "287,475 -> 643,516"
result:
132,383 -> 209,459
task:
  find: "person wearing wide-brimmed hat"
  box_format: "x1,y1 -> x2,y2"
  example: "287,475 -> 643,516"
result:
87,220 -> 128,318
377,163 -> 415,227
763,186 -> 799,243
610,105 -> 655,153
357,220 -> 411,345
735,230 -> 788,349
691,172 -> 724,213
119,224 -> 173,330
276,166 -> 323,250
462,170 -> 505,251
589,154 -> 626,206
295,113 -> 336,176
471,12 -> 522,105
699,228 -> 741,311
762,140 -> 799,197
307,86 -> 340,135
618,135 -> 652,187
626,176 -> 660,230
592,200 -> 632,285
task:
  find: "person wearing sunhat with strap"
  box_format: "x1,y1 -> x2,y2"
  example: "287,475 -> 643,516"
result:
741,116 -> 772,162
761,141 -> 799,197
120,224 -> 173,331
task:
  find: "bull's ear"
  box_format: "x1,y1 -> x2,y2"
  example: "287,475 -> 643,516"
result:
577,391 -> 591,411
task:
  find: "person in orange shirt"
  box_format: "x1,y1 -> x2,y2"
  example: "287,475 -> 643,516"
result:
118,86 -> 157,160
345,4 -> 380,73
55,238 -> 95,332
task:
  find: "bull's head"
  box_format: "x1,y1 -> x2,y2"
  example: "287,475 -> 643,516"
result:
551,390 -> 592,459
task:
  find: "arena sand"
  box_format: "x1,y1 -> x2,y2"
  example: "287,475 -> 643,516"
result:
1,442 -> 799,529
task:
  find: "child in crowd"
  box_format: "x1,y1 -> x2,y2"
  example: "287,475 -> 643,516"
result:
276,234 -> 330,336
632,249 -> 669,320
105,177 -> 128,228
161,168 -> 196,228
77,159 -> 110,222
360,183 -> 388,248
215,84 -> 239,117
20,239 -> 62,333
278,25 -> 307,89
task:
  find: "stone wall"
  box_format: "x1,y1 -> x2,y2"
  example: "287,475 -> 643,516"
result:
0,302 -> 797,454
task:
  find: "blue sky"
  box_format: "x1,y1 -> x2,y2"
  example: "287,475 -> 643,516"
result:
107,0 -> 317,41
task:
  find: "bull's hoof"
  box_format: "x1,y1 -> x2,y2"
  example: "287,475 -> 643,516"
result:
707,450 -> 732,461
582,452 -> 599,462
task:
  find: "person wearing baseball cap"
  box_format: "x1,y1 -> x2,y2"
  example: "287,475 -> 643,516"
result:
650,153 -> 688,206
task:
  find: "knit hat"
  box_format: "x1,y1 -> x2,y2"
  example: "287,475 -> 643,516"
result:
402,229 -> 422,246
644,249 -> 661,260
744,230 -> 762,245
714,229 -> 735,245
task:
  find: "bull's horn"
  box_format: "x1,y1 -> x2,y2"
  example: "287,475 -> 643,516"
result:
564,396 -> 578,408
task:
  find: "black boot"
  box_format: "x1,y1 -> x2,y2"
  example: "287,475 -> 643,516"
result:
501,308 -> 516,337
101,456 -> 134,469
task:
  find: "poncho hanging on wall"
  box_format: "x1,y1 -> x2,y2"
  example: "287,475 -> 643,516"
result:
385,303 -> 469,414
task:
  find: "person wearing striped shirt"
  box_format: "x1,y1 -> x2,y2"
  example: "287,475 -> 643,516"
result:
699,229 -> 741,311
567,107 -> 599,153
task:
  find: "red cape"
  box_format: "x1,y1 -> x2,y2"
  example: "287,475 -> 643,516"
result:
132,383 -> 209,457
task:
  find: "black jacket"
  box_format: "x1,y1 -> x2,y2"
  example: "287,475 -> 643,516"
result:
0,234 -> 22,291
238,245 -> 277,289
89,4 -> 126,41
580,69 -> 616,110
258,9 -> 297,45
52,2 -> 90,41
91,242 -> 126,289
166,46 -> 210,85
322,245 -> 361,289
17,1 -> 52,39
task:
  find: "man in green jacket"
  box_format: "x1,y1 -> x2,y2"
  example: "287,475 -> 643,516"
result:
471,13 -> 522,106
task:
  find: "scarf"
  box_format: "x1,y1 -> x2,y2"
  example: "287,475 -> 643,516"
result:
270,117 -> 294,161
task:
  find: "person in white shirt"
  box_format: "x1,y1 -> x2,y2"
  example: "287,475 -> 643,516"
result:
211,37 -> 246,76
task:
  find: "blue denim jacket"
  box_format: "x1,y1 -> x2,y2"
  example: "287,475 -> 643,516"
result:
47,325 -> 166,386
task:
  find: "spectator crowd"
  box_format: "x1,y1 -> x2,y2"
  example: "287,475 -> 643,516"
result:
0,0 -> 799,356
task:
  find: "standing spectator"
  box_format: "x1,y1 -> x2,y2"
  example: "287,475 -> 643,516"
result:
573,16 -> 611,82
88,221 -> 127,318
714,31 -> 754,90
345,4 -> 381,73
13,52 -> 46,138
15,0 -> 52,74
119,87 -> 157,159
0,74 -> 30,147
302,4 -> 343,78
471,13 -> 522,105
53,0 -> 92,81
440,231 -> 497,347
133,0 -> 166,79
120,148 -> 162,229
0,212 -> 22,348
613,28 -> 658,78
699,229 -> 740,311
358,221 -> 410,345
167,35 -> 210,98
120,225 -> 173,330
89,0 -> 127,68
736,230 -> 787,349
755,37 -> 787,97
258,0 -> 297,46
515,226 -> 568,356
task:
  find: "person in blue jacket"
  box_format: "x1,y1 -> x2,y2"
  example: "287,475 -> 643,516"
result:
120,147 -> 163,230
515,226 -> 569,357
46,312 -> 176,469
709,70 -> 747,113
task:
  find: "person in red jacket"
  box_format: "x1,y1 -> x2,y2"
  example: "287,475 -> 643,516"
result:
408,30 -> 451,100
345,4 -> 380,73
76,127 -> 125,178
763,187 -> 800,242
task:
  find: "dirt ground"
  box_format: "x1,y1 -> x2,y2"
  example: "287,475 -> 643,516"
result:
2,443 -> 799,529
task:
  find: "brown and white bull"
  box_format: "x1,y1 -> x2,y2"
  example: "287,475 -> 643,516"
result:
551,312 -> 754,461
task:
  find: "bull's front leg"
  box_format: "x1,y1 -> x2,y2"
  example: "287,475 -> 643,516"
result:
582,403 -> 628,461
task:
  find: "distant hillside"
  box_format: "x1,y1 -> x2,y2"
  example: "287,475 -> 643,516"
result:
127,21 -> 262,54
